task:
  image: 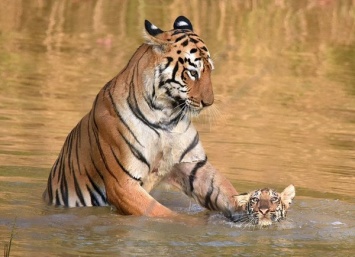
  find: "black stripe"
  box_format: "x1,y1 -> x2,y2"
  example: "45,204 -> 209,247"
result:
181,39 -> 189,47
127,82 -> 161,135
187,33 -> 198,37
103,79 -> 113,96
47,176 -> 53,203
164,78 -> 185,88
198,38 -> 205,44
85,168 -> 106,205
143,94 -> 155,111
171,62 -> 179,80
108,91 -> 144,146
200,46 -> 208,52
51,158 -> 59,178
91,95 -> 100,130
160,57 -> 173,73
165,107 -> 186,128
91,96 -> 120,183
73,172 -> 86,206
119,130 -> 150,169
164,88 -> 181,108
160,101 -> 188,128
158,79 -> 165,89
92,126 -> 119,183
174,34 -> 187,42
86,185 -> 99,206
110,146 -> 141,182
66,131 -> 74,175
204,176 -> 216,210
56,151 -> 65,183
90,155 -> 104,181
87,109 -> 94,146
151,79 -> 157,99
179,133 -> 199,162
60,172 -> 69,206
189,37 -> 199,44
186,58 -> 197,68
189,157 -> 207,192
172,30 -> 186,36
75,122 -> 82,175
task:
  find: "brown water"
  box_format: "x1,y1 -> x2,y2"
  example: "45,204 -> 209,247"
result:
0,0 -> 354,256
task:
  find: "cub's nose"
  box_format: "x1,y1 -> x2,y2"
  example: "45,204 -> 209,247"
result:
259,209 -> 269,215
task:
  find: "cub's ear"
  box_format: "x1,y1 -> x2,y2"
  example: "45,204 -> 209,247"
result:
173,16 -> 193,31
234,193 -> 250,207
280,184 -> 296,208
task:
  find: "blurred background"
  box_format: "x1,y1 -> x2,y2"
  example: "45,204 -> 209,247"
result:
0,0 -> 354,256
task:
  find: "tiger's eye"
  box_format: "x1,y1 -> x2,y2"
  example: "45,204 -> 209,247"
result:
189,70 -> 198,79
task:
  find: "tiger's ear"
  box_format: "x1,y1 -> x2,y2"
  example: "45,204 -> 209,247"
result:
173,16 -> 193,31
144,19 -> 170,52
280,184 -> 296,209
234,193 -> 250,207
145,19 -> 163,37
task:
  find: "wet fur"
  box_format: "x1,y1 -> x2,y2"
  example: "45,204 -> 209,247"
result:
233,185 -> 296,227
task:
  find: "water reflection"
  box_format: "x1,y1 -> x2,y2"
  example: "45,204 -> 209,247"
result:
0,0 -> 355,256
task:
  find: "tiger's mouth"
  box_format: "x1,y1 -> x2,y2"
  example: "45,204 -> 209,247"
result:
257,218 -> 273,227
231,212 -> 282,227
251,212 -> 282,227
186,98 -> 203,113
170,97 -> 207,119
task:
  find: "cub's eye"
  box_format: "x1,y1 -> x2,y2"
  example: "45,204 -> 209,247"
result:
250,197 -> 259,203
270,197 -> 279,202
189,70 -> 198,80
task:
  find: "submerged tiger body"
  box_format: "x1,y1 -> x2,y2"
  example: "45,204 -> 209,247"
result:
43,16 -> 241,219
233,185 -> 296,226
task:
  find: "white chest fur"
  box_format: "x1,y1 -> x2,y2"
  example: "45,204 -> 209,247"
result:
141,124 -> 206,192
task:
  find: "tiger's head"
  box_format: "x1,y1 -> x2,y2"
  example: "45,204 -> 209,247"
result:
143,16 -> 214,117
233,184 -> 296,227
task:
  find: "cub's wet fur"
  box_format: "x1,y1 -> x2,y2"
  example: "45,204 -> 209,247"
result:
232,185 -> 295,227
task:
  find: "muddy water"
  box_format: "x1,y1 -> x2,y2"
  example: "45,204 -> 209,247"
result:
0,0 -> 354,256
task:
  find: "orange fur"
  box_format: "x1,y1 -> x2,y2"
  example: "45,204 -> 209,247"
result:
44,16 -> 240,219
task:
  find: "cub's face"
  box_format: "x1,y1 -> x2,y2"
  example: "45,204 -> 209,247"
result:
145,17 -> 214,115
234,184 -> 296,227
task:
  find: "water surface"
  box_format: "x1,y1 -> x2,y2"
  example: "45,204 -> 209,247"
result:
0,0 -> 354,256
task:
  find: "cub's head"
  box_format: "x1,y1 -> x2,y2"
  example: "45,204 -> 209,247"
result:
234,184 -> 296,227
144,16 -> 214,115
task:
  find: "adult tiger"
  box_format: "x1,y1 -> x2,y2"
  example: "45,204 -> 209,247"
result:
43,16 -> 240,219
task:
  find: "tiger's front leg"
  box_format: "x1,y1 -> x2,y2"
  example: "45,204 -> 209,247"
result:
167,159 -> 239,219
104,174 -> 176,217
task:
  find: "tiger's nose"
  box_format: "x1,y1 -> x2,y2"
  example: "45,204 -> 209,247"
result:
201,99 -> 213,107
259,209 -> 269,215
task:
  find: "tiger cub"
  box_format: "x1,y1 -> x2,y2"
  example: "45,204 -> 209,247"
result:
232,184 -> 296,226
